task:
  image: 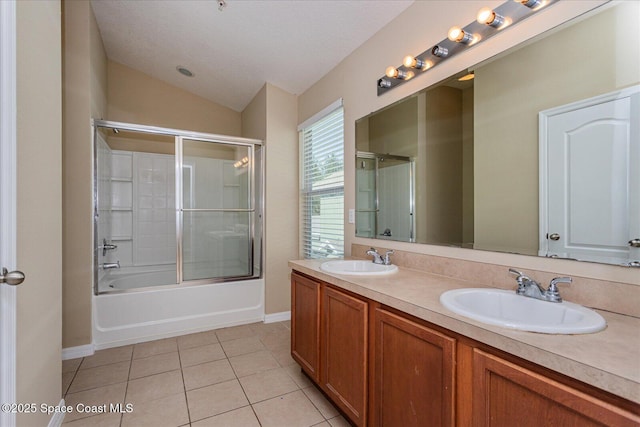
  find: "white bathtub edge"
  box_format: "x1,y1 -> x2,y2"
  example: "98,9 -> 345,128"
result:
62,344 -> 95,360
93,314 -> 265,350
264,311 -> 291,323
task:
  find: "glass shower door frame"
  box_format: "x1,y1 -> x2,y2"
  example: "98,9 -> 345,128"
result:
92,119 -> 263,295
175,136 -> 256,285
356,151 -> 415,242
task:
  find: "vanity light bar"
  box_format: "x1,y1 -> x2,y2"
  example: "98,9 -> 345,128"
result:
377,0 -> 558,95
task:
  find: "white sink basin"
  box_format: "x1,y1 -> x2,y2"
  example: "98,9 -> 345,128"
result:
440,288 -> 606,334
320,260 -> 398,276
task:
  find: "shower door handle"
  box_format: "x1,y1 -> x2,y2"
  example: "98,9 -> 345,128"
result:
0,267 -> 25,286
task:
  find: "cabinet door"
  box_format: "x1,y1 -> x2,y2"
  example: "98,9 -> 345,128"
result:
322,285 -> 368,426
371,307 -> 456,427
473,349 -> 640,427
291,272 -> 321,382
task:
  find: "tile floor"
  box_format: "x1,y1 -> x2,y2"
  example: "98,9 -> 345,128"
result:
62,321 -> 350,427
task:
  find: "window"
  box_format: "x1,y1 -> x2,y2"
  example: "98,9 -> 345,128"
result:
300,102 -> 344,259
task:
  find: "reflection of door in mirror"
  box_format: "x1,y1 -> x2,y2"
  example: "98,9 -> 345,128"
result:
355,152 -> 415,242
540,86 -> 640,266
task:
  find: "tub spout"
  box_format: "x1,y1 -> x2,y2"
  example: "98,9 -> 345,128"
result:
102,261 -> 120,270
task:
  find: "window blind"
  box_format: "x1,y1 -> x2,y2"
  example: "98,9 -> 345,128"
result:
300,106 -> 344,259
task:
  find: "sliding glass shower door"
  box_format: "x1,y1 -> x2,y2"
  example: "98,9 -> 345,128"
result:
93,120 -> 263,295
178,137 -> 255,282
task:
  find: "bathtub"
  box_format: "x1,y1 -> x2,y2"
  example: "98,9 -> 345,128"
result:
100,267 -> 178,291
93,271 -> 264,349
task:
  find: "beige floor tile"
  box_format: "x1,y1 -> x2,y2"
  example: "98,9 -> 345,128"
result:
328,415 -> 351,427
282,320 -> 291,330
283,364 -> 313,389
312,422 -> 330,427
125,370 -> 184,405
180,343 -> 226,368
67,361 -> 130,394
248,321 -> 288,337
62,371 -> 75,396
62,358 -> 82,374
239,367 -> 299,403
302,386 -> 339,419
177,330 -> 219,350
133,337 -> 178,359
252,390 -> 324,427
229,350 -> 280,378
187,379 -> 249,422
62,412 -> 122,427
191,405 -> 260,427
121,393 -> 189,427
215,324 -> 256,342
270,344 -> 296,367
129,351 -> 180,379
80,346 -> 133,370
183,359 -> 236,391
220,336 -> 265,358
64,382 -> 127,423
259,331 -> 290,351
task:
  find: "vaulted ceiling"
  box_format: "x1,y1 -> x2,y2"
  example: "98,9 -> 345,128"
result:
91,0 -> 414,112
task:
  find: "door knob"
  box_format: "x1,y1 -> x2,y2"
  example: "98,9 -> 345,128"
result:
548,233 -> 560,241
0,268 -> 25,286
629,239 -> 640,248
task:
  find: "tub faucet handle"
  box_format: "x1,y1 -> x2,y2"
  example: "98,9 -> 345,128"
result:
100,238 -> 118,256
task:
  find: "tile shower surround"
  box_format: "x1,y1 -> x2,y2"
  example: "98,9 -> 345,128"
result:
351,244 -> 640,318
62,321 -> 349,427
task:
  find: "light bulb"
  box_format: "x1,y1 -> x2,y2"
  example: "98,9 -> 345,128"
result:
514,0 -> 541,8
477,7 -> 505,27
448,26 -> 474,44
403,56 -> 430,70
385,66 -> 408,80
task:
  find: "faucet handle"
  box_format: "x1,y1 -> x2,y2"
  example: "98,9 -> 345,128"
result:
508,268 -> 525,278
383,250 -> 394,265
546,276 -> 572,303
508,268 -> 531,294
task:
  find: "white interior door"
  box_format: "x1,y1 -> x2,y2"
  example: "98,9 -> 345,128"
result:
540,86 -> 640,265
0,1 -> 18,425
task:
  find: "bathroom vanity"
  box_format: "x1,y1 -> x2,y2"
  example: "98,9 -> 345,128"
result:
289,259 -> 640,427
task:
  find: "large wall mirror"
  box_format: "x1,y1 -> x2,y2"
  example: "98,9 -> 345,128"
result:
355,1 -> 639,267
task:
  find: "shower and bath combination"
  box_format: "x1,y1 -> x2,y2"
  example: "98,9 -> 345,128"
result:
92,120 -> 265,348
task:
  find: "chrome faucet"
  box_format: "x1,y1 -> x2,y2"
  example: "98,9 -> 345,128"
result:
508,268 -> 571,303
102,261 -> 120,270
366,248 -> 394,265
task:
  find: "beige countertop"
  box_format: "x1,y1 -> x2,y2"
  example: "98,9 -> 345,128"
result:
289,259 -> 640,404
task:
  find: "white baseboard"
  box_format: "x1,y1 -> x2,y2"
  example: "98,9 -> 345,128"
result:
264,311 -> 291,323
62,344 -> 94,360
47,399 -> 65,427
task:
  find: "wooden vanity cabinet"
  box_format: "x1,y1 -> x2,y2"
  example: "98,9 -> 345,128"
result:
369,306 -> 455,427
291,270 -> 640,427
471,348 -> 640,427
322,285 -> 368,426
291,272 -> 368,426
291,272 -> 321,381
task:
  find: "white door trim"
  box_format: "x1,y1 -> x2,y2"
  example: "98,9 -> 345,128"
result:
539,85 -> 640,258
0,1 -> 18,426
